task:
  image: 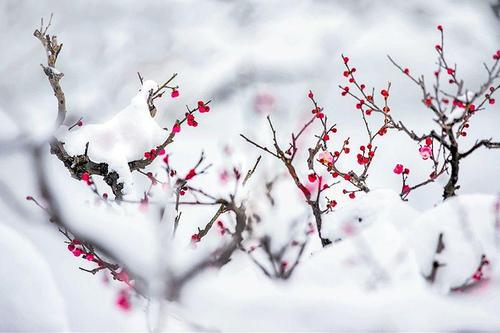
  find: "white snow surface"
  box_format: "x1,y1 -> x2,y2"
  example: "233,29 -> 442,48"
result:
178,191 -> 500,331
410,194 -> 500,291
57,80 -> 166,195
1,0 -> 500,331
0,223 -> 69,332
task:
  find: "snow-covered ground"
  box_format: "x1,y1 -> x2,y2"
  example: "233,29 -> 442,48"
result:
1,0 -> 500,331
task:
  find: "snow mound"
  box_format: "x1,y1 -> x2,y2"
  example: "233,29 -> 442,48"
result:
0,222 -> 69,331
181,251 -> 500,331
178,193 -> 500,331
295,219 -> 422,290
321,189 -> 419,242
57,80 -> 167,194
410,194 -> 500,291
303,190 -> 422,288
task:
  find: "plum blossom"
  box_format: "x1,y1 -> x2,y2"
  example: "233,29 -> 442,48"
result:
419,146 -> 432,160
318,151 -> 333,165
393,164 -> 404,174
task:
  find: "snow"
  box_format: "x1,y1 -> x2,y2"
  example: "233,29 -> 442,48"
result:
244,175 -> 312,251
0,222 -> 69,332
321,190 -> 500,292
176,191 -> 500,331
410,194 -> 499,291
180,251 -> 500,331
1,0 -> 500,331
321,189 -> 419,241
44,154 -> 172,285
57,80 -> 167,195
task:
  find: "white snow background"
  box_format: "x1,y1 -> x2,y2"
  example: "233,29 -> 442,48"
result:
0,0 -> 500,331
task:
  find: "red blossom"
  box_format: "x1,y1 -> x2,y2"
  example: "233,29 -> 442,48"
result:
308,173 -> 317,183
341,86 -> 350,96
186,113 -> 198,127
217,220 -> 226,235
172,122 -> 181,133
185,169 -> 197,180
81,172 -> 90,182
198,101 -> 210,113
402,185 -> 411,194
81,172 -> 92,185
393,164 -> 404,175
144,149 -> 158,160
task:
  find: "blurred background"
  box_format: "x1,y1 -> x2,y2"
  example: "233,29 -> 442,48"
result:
1,0 -> 499,330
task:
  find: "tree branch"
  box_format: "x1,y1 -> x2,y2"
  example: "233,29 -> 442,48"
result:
460,139 -> 500,159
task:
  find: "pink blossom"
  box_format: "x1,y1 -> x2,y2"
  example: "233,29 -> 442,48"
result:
318,151 -> 334,165
116,290 -> 131,311
219,170 -> 229,184
419,146 -> 432,160
139,194 -> 149,212
115,270 -> 130,284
